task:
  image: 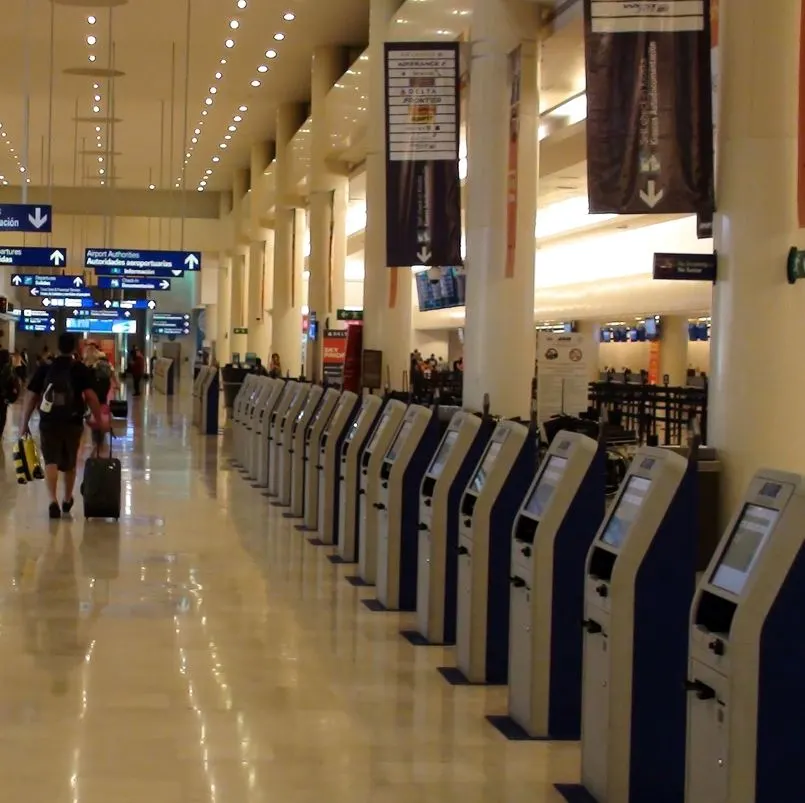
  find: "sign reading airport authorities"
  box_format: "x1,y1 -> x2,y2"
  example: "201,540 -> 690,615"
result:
384,42 -> 462,268
85,248 -> 200,272
583,0 -> 714,215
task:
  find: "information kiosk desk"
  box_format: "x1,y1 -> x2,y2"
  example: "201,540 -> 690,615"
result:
374,404 -> 442,610
276,384 -> 310,506
577,446 -> 697,803
288,386 -> 324,517
685,470 -> 805,803
299,388 -> 340,532
266,382 -> 299,498
357,400 -> 408,582
413,411 -> 492,645
254,379 -> 285,489
337,395 -> 383,562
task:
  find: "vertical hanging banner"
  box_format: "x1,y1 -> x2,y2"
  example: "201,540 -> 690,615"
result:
384,42 -> 463,268
584,0 -> 715,215
322,329 -> 348,387
505,47 -> 521,278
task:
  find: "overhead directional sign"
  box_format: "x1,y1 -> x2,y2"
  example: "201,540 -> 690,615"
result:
153,312 -> 191,334
42,296 -> 94,308
94,265 -> 184,279
0,246 -> 66,268
653,252 -> 717,282
85,248 -> 201,272
0,204 -> 52,233
97,276 -> 171,291
101,298 -> 157,310
12,273 -> 84,290
19,308 -> 57,333
72,308 -> 133,319
31,285 -> 90,299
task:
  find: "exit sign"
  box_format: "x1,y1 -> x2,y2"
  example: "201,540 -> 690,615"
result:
336,308 -> 364,322
233,327 -> 248,334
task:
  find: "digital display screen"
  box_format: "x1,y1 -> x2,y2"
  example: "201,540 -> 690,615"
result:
469,440 -> 503,494
428,430 -> 459,479
525,455 -> 569,518
600,475 -> 653,548
710,504 -> 779,595
759,482 -> 781,499
367,413 -> 392,452
386,421 -> 413,461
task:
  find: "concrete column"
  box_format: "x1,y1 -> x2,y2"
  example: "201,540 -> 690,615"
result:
659,315 -> 689,386
463,0 -> 540,417
708,0 -> 800,514
230,251 -> 248,358
247,237 -> 271,360
216,255 -> 232,362
363,0 -> 412,391
576,320 -> 601,383
272,102 -> 307,377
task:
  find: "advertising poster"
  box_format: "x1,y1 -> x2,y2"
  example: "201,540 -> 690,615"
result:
322,329 -> 348,387
537,333 -> 591,423
584,0 -> 714,215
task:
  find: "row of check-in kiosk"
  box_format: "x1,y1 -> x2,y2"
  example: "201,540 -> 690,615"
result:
230,374 -> 804,803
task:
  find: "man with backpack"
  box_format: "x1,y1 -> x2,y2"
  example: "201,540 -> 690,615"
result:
19,334 -> 108,519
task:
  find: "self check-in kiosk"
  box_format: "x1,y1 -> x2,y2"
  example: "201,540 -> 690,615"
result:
266,381 -> 299,498
246,378 -> 276,480
685,470 -> 805,803
254,379 -> 285,489
299,388 -> 340,532
233,375 -> 258,466
275,384 -> 311,506
451,420 -> 536,684
413,411 -> 493,644
317,391 -> 360,545
356,399 -> 408,582
577,446 -> 697,803
288,385 -> 324,518
502,431 -> 605,740
198,367 -> 220,436
374,404 -> 443,610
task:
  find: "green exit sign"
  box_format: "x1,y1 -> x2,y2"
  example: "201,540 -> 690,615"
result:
337,308 -> 363,321
233,327 -> 248,335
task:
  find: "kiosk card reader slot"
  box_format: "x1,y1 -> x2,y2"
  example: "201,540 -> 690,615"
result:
247,378 -> 278,480
299,388 -> 340,532
289,385 -> 324,517
255,379 -> 285,489
266,382 -> 299,498
502,430 -> 605,740
576,446 -> 697,803
451,420 -> 536,684
276,384 -> 311,506
357,400 -> 408,584
337,395 -> 384,562
413,412 -> 493,645
685,470 -> 804,803
317,391 -> 360,545
374,405 -> 444,610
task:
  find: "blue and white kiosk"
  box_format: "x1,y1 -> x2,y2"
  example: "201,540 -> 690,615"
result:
246,378 -> 277,480
266,381 -> 299,498
276,384 -> 311,506
232,375 -> 259,467
685,470 -> 805,803
288,385 -> 324,517
254,379 -> 285,489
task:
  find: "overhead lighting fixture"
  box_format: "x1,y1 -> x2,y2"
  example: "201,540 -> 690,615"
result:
87,35 -> 97,45
283,11 -> 295,20
93,82 -> 99,89
257,64 -> 268,73
205,169 -> 213,175
233,115 -> 242,122
250,80 -> 260,87
273,32 -> 285,40
220,58 -> 227,64
225,38 -> 235,48
229,19 -> 239,28
94,94 -> 101,102
205,97 -> 213,105
98,156 -> 103,162
212,156 -> 220,162
202,110 -> 208,116
210,87 -> 217,95
214,72 -> 222,80
95,126 -> 101,132
237,0 -> 247,6
92,105 -> 100,113
149,184 -> 155,190
87,15 -> 96,24
239,105 -> 247,112
88,54 -> 96,62
19,166 -> 25,174
99,168 -> 105,175
194,128 -> 200,135
265,49 -> 277,59
228,125 -> 237,132
191,137 -> 198,144
197,187 -> 204,192
224,134 -> 232,140
219,143 -> 227,149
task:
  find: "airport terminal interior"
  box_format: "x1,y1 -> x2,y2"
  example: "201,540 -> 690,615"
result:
0,0 -> 802,800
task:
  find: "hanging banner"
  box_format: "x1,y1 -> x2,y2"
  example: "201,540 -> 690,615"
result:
583,0 -> 715,215
505,47 -> 521,279
322,329 -> 348,387
384,42 -> 462,268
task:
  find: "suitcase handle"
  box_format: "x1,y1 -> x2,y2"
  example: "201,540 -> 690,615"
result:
94,430 -> 115,459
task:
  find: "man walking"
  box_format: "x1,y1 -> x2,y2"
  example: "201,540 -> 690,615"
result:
20,334 -> 108,519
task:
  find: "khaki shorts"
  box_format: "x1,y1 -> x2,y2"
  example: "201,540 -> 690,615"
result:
39,422 -> 83,472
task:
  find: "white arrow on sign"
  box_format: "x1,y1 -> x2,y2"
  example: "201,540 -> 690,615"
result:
42,298 -> 51,307
184,253 -> 199,269
72,276 -> 84,287
28,207 -> 48,230
416,246 -> 432,264
171,269 -> 183,277
50,249 -> 65,266
159,280 -> 170,290
124,311 -> 131,318
148,300 -> 157,309
11,274 -> 21,286
639,180 -> 665,209
104,299 -> 112,309
30,287 -> 39,296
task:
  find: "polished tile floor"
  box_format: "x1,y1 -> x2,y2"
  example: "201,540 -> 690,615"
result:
0,387 -> 578,802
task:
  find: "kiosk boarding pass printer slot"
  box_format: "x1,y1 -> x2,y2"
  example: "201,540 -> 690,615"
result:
316,391 -> 360,545
336,395 -> 383,562
685,470 -> 805,803
232,376 -> 257,466
275,384 -> 311,506
356,400 -> 408,583
288,385 -> 324,517
411,411 -> 493,645
255,379 -> 285,489
265,382 -> 299,498
493,430 -> 605,740
372,404 -> 443,611
569,446 -> 697,803
447,420 -> 536,685
246,378 -> 276,480
297,388 -> 340,533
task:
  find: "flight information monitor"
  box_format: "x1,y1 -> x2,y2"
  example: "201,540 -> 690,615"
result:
600,475 -> 653,548
710,504 -> 779,595
428,431 -> 459,479
386,422 -> 413,461
525,455 -> 569,518
468,440 -> 503,494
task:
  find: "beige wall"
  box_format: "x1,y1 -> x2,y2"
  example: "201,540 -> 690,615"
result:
599,341 -> 652,374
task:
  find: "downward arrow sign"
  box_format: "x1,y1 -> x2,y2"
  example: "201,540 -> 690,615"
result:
416,246 -> 432,264
639,180 -> 665,209
171,269 -> 183,277
29,208 -> 48,230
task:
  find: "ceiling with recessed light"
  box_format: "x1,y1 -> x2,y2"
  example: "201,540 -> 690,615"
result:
0,0 -> 370,194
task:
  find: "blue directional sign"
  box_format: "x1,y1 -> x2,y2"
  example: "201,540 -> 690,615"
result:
12,273 -> 85,290
85,248 -> 201,272
153,313 -> 190,323
40,296 -> 94,309
0,204 -> 52,233
99,298 -> 157,311
19,309 -> 57,333
72,308 -> 133,320
94,265 -> 185,279
98,276 -> 172,291
31,286 -> 91,299
0,246 -> 67,268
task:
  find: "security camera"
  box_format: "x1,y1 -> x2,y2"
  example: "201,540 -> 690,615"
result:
427,266 -> 441,283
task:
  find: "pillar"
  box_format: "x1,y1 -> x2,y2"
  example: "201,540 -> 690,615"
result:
217,255 -> 232,362
363,0 -> 412,391
659,315 -> 689,386
247,142 -> 274,362
576,320 -> 601,383
463,0 -> 540,417
230,251 -> 248,358
709,0 -> 801,514
272,102 -> 307,377
308,46 -> 349,380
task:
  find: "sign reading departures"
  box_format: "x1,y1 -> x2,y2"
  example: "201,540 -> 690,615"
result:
0,246 -> 66,268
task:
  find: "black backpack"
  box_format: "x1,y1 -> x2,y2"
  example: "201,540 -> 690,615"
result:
40,357 -> 78,420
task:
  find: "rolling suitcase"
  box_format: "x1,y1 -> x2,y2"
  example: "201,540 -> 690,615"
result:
82,434 -> 122,520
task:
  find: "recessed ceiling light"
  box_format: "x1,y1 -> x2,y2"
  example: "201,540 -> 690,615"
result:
219,143 -> 227,149
225,38 -> 235,48
97,142 -> 102,148
100,180 -> 105,185
197,187 -> 204,192
265,49 -> 277,58
239,105 -> 247,112
93,82 -> 99,89
19,166 -> 25,173
212,156 -> 220,162
87,35 -> 97,45
205,169 -> 213,175
200,180 -> 207,186
257,64 -> 268,73
224,134 -> 232,140
202,110 -> 208,116
273,32 -> 285,40
95,126 -> 101,132
209,87 -> 217,94
283,11 -> 295,20
94,94 -> 101,101
237,0 -> 247,7
205,97 -> 213,105
87,15 -> 96,24
214,72 -> 222,80
228,125 -> 237,132
98,156 -> 103,162
149,184 -> 155,190
99,168 -> 105,175
250,80 -> 260,87
194,128 -> 200,135
92,105 -> 100,113
233,115 -> 242,122
220,58 -> 227,64
186,152 -> 191,158
229,19 -> 239,28
88,54 -> 96,62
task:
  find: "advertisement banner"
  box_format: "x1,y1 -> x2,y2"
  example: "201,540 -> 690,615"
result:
384,42 -> 462,268
583,0 -> 715,215
537,333 -> 591,424
322,329 -> 348,387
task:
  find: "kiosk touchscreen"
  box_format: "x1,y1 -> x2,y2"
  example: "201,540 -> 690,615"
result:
254,379 -> 285,489
452,420 -> 536,684
685,470 -> 805,803
275,384 -> 311,506
299,388 -> 340,532
374,404 -> 443,610
246,378 -> 277,480
503,431 -> 605,740
337,395 -> 384,563
233,376 -> 258,466
577,447 -> 696,803
413,412 -> 493,645
288,386 -> 324,517
317,391 -> 360,545
266,382 -> 299,498
356,400 -> 408,583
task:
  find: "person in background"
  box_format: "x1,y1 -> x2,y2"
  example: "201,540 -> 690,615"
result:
453,356 -> 464,372
268,353 -> 282,379
38,346 -> 52,368
130,347 -> 145,397
85,348 -> 117,456
253,358 -> 269,377
0,349 -> 21,440
17,348 -> 29,384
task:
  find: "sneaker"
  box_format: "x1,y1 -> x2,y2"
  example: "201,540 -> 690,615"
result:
48,502 -> 61,520
62,498 -> 74,515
